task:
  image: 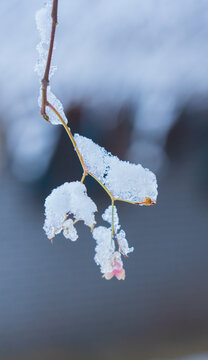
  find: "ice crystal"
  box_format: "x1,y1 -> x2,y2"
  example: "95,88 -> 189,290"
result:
74,133 -> 158,204
43,181 -> 97,240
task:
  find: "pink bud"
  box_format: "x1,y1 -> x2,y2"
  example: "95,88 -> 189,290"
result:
104,257 -> 125,280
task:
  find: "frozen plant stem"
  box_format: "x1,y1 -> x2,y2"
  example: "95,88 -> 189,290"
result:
46,103 -> 152,208
41,0 -> 58,120
111,198 -> 115,239
37,0 -> 158,280
81,172 -> 87,183
40,1 -> 155,208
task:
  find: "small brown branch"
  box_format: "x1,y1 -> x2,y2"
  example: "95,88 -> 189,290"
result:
115,236 -> 127,257
41,0 -> 58,120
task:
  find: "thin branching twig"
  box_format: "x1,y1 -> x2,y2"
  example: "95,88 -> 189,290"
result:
41,0 -> 58,121
39,0 -> 155,251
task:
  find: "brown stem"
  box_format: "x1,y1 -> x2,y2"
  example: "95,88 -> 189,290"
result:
41,0 -> 58,120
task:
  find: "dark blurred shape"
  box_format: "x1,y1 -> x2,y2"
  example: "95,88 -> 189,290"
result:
166,105 -> 208,196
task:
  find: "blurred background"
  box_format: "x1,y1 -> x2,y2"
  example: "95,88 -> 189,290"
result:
0,0 -> 208,359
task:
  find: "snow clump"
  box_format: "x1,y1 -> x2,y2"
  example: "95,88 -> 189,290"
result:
74,133 -> 158,204
93,205 -> 134,280
43,181 -> 97,241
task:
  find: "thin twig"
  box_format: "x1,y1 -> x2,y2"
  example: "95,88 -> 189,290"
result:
40,1 -> 155,208
111,198 -> 115,237
115,236 -> 126,257
81,171 -> 87,183
47,102 -> 115,201
41,0 -> 58,120
47,101 -> 87,172
88,171 -> 114,200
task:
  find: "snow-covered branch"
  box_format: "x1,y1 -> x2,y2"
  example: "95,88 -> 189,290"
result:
36,0 -> 158,280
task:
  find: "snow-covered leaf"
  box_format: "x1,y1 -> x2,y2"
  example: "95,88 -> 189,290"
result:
43,181 -> 97,240
74,133 -> 158,204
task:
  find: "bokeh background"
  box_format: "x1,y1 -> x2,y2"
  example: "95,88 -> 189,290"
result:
0,0 -> 208,359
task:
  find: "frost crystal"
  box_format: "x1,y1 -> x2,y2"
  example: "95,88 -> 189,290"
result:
74,134 -> 158,204
43,181 -> 97,240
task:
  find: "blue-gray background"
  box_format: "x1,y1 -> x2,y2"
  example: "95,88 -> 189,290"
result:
0,1 -> 208,359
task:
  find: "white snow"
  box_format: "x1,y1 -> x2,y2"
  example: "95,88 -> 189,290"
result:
35,1 -> 54,80
43,181 -> 97,239
38,86 -> 68,125
62,219 -> 78,242
102,205 -> 134,256
102,205 -> 120,233
74,133 -> 158,203
116,229 -> 134,256
35,2 -> 52,46
93,226 -> 117,274
93,204 -> 133,276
